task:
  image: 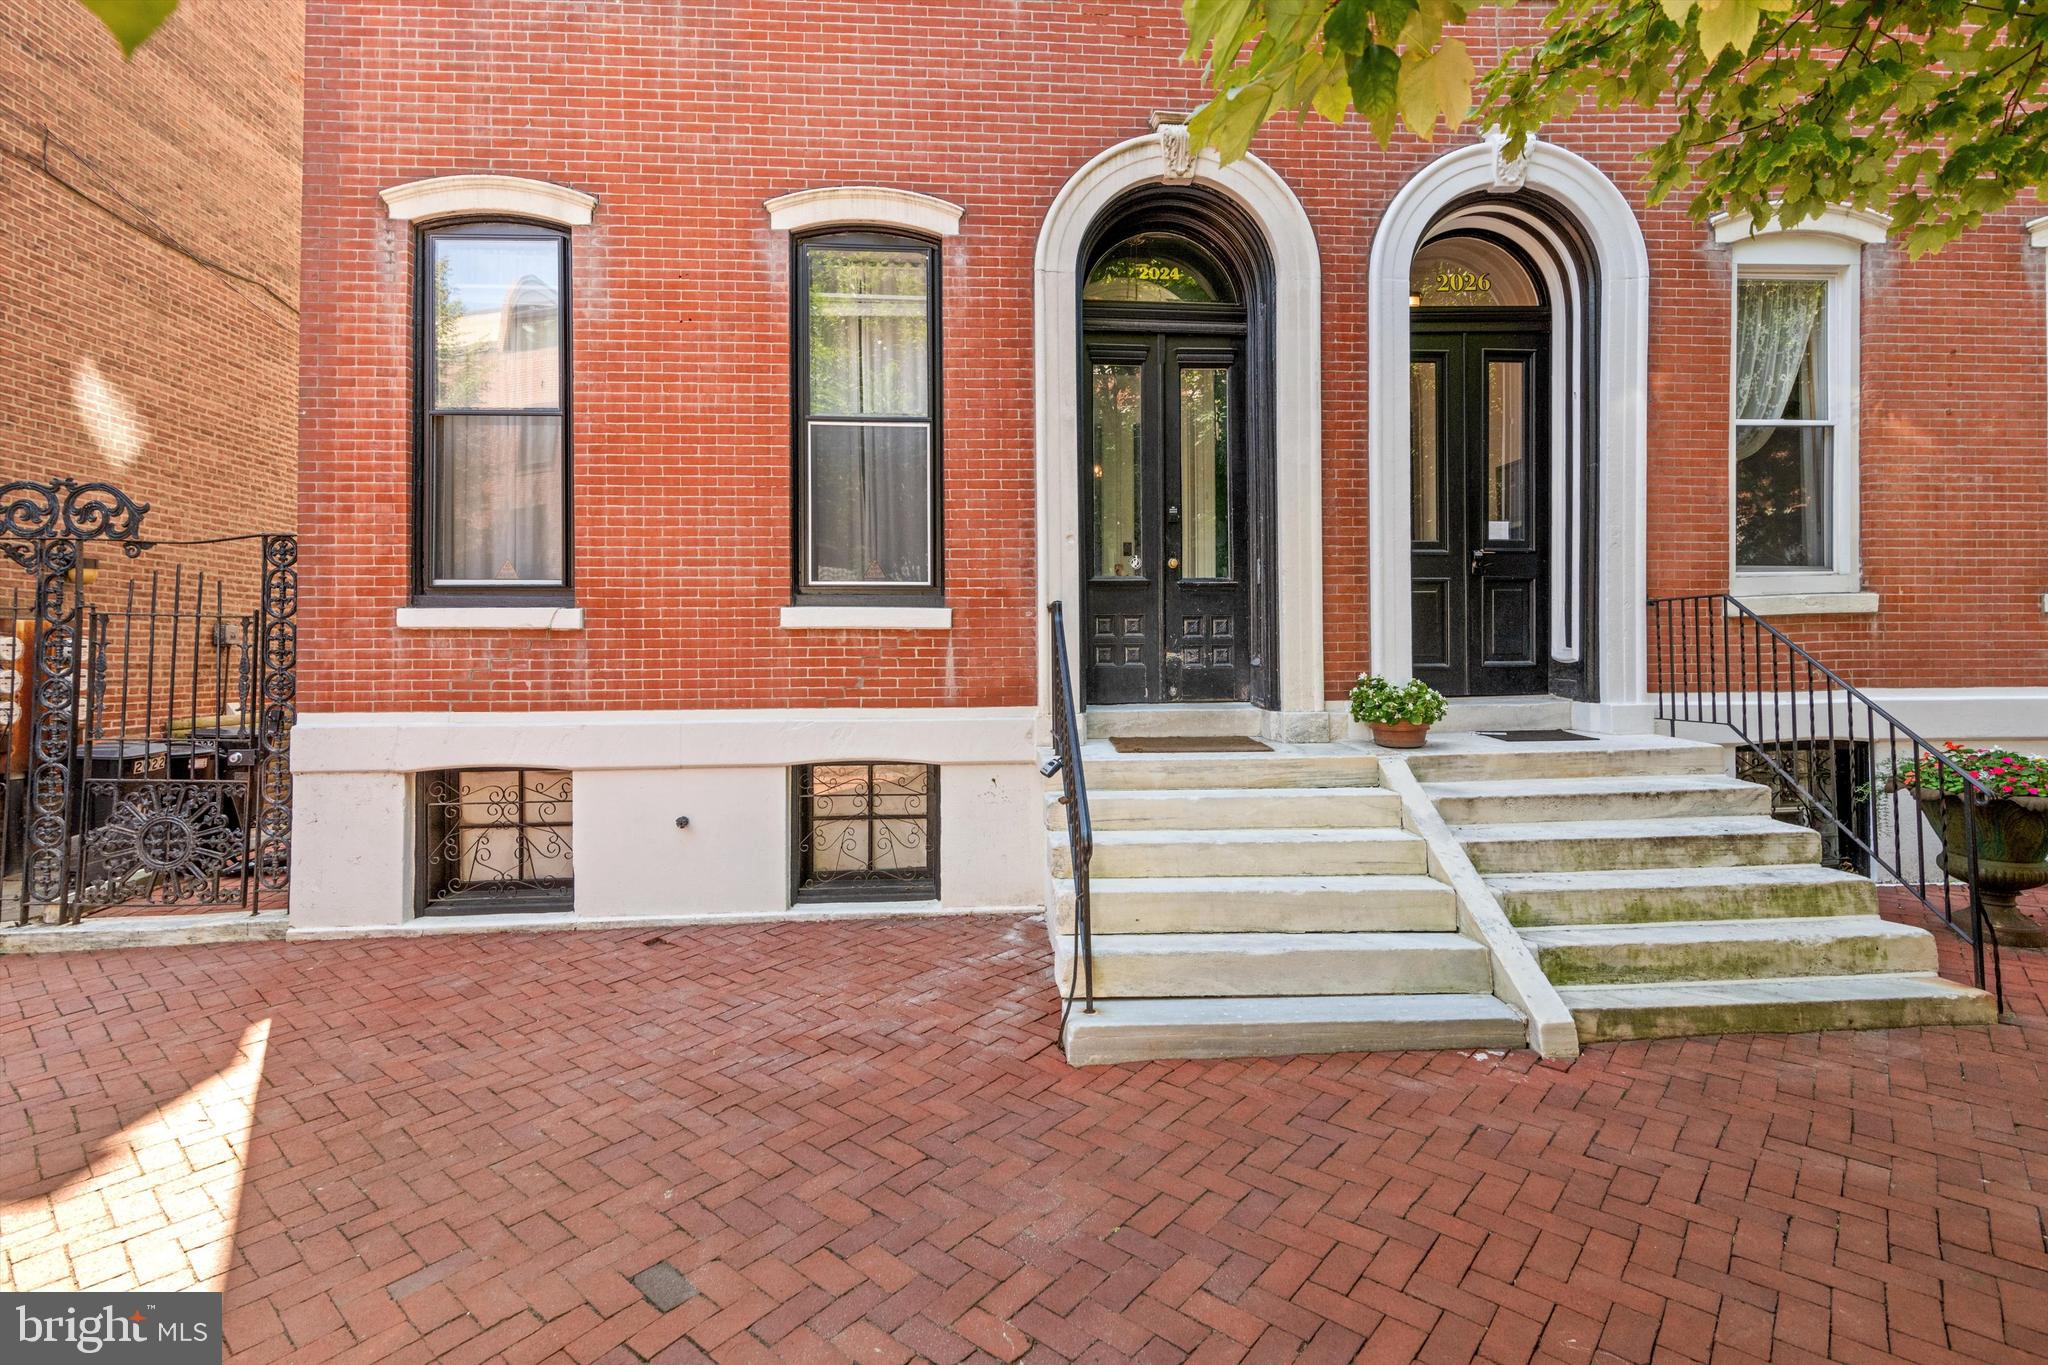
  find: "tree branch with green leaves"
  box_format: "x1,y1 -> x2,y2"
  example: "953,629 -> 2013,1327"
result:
1183,0 -> 2048,254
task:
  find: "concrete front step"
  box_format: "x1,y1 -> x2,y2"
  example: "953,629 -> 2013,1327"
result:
1052,874 -> 1456,934
1061,993 -> 1526,1065
1052,930 -> 1491,998
1487,864 -> 1877,926
1055,826 -> 1428,879
1559,971 -> 1997,1043
1404,738 -> 1726,784
1521,915 -> 1937,986
1424,773 -> 1770,825
1084,703 -> 1262,739
1053,785 -> 1402,831
1076,750 -> 1382,791
1453,816 -> 1821,874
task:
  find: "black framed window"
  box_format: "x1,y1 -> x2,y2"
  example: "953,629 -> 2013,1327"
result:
419,768 -> 573,915
417,221 -> 571,601
793,232 -> 941,599
792,763 -> 937,901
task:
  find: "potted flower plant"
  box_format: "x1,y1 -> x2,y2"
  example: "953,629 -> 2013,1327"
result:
1882,742 -> 2048,949
1349,673 -> 1448,749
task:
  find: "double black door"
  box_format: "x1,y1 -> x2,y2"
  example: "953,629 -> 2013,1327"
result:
1082,333 -> 1248,704
1409,324 -> 1550,697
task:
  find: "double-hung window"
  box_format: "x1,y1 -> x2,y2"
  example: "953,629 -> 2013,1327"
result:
417,221 -> 571,601
794,231 -> 941,598
1722,212 -> 1873,604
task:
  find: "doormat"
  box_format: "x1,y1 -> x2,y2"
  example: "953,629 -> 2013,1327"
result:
1109,735 -> 1272,753
1478,729 -> 1594,743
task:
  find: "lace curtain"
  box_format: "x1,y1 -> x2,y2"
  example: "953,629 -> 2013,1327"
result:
1734,279 -> 1825,459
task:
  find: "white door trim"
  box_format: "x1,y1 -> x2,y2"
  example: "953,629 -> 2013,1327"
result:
1033,131 -> 1326,736
1367,136 -> 1652,730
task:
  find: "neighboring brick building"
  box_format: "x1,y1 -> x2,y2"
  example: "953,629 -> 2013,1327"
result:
1,0 -> 299,539
291,1 -> 2048,931
1,0 -> 299,863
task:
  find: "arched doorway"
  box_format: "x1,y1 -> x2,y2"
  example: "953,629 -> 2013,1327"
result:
1408,230 -> 1553,696
1368,136 -> 1652,729
1078,189 -> 1272,704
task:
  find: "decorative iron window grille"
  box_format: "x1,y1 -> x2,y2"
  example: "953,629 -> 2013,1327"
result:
1736,742 -> 1871,875
793,763 -> 937,901
420,768 -> 573,914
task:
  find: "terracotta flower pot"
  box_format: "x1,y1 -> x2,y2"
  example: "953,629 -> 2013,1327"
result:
1916,791 -> 2048,949
1369,721 -> 1431,749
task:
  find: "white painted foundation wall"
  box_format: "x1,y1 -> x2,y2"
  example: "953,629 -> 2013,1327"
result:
290,708 -> 1044,930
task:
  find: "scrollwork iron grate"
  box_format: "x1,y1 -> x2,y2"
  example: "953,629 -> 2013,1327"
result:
793,763 -> 937,900
421,768 -> 574,914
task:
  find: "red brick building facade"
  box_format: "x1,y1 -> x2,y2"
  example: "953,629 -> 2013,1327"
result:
291,1 -> 2048,928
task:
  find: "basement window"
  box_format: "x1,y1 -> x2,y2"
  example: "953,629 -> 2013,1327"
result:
792,763 -> 937,902
419,768 -> 573,914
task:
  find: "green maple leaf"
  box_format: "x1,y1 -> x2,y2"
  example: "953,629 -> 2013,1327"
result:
1397,38 -> 1475,138
74,0 -> 179,57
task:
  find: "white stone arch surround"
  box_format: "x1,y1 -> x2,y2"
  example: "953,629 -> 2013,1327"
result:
1035,132 -> 1324,733
1368,137 -> 1652,729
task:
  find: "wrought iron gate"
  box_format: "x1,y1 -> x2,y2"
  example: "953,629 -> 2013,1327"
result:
1,478 -> 296,924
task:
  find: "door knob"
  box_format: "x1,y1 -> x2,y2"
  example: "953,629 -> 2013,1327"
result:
1166,556 -> 1180,570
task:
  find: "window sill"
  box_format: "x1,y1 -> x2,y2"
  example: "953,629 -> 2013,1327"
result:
1728,591 -> 1878,618
779,605 -> 952,631
396,606 -> 584,631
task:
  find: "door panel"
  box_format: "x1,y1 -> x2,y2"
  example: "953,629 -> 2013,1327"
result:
1084,344 -> 1157,704
1409,326 -> 1549,696
1083,335 -> 1248,703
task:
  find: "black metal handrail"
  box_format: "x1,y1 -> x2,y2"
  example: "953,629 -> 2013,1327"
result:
1648,593 -> 2003,1014
1045,601 -> 1094,1026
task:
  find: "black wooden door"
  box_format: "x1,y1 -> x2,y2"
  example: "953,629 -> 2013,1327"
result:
1409,324 -> 1549,697
1083,333 -> 1248,704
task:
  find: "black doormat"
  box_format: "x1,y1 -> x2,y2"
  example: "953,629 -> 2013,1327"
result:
1109,735 -> 1273,753
1477,729 -> 1595,743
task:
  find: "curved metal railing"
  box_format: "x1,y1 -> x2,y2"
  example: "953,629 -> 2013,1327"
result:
1648,593 -> 2003,1014
1045,602 -> 1094,1027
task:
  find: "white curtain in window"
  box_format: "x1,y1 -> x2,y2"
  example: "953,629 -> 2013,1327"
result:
1734,279 -> 1825,459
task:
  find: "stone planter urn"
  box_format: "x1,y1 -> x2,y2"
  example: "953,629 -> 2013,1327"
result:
1917,792 -> 2048,950
1369,721 -> 1431,749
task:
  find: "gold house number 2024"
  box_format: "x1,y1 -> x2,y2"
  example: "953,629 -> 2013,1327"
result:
1433,265 -> 1491,296
1134,263 -> 1186,282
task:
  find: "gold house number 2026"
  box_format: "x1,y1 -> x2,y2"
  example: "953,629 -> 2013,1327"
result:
1433,266 -> 1491,296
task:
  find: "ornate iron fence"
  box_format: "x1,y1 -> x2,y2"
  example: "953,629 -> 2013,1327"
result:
0,477 -> 295,924
1648,593 -> 2003,1014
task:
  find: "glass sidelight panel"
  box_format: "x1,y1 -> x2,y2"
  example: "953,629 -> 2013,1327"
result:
1485,358 -> 1528,542
1410,360 -> 1441,543
1178,366 -> 1231,578
1091,361 -> 1143,577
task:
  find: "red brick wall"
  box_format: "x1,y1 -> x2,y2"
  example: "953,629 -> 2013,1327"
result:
299,1 -> 2046,714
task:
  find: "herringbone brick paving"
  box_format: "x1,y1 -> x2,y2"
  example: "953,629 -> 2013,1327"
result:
1,906 -> 2044,1364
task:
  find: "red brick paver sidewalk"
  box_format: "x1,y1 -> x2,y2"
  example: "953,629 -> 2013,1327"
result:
2,912 -> 2045,1364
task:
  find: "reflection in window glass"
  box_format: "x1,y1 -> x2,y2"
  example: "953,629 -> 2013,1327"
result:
1410,235 -> 1541,308
1179,367 -> 1230,578
1734,277 -> 1833,570
1486,359 -> 1527,542
422,227 -> 568,591
431,236 -> 563,408
1084,232 -> 1232,304
807,423 -> 931,584
1410,360 -> 1440,543
807,248 -> 930,417
1092,362 -> 1142,577
1736,425 -> 1833,568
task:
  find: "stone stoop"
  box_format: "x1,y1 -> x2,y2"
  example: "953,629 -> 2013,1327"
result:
1043,741 -> 1523,1065
1414,737 -> 1997,1043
